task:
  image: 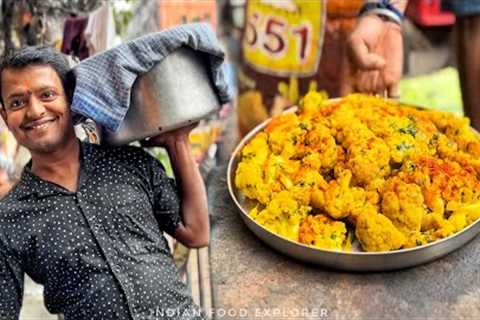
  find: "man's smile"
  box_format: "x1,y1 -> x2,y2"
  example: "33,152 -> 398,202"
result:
21,116 -> 58,131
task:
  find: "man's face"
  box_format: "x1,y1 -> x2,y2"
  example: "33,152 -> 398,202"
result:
0,65 -> 74,154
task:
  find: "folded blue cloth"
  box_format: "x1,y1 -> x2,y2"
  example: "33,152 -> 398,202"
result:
71,23 -> 232,132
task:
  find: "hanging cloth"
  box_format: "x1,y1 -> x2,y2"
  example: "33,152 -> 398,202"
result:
84,2 -> 116,54
61,15 -> 89,60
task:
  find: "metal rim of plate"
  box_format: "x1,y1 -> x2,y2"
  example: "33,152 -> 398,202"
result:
227,99 -> 480,272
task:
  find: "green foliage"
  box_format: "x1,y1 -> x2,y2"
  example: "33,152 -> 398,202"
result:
400,67 -> 463,115
113,6 -> 134,38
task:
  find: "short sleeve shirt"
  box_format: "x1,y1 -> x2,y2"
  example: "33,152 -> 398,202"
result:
0,141 -> 204,320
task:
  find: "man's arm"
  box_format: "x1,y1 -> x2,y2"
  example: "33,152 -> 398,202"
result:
343,0 -> 409,97
144,124 -> 209,249
167,135 -> 210,248
0,240 -> 24,319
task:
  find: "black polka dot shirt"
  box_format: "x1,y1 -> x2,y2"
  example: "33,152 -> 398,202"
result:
0,142 -> 204,320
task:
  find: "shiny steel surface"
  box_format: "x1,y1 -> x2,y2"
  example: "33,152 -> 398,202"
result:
101,47 -> 220,145
227,102 -> 480,271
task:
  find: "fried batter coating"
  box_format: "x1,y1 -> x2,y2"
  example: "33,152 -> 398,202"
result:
355,206 -> 406,252
250,191 -> 311,241
381,178 -> 426,235
299,214 -> 349,251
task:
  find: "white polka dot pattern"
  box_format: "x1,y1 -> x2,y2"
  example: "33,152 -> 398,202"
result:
0,142 -> 204,320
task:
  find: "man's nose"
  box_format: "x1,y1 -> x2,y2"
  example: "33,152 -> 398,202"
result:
26,96 -> 46,118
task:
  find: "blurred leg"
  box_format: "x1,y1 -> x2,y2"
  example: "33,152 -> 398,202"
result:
456,15 -> 480,130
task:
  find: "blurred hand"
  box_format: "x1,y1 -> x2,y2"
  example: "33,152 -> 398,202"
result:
342,15 -> 403,98
141,123 -> 198,148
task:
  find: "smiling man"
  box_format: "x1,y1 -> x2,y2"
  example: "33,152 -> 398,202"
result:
0,47 -> 209,320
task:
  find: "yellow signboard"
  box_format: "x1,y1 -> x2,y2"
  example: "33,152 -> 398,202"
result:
242,0 -> 326,77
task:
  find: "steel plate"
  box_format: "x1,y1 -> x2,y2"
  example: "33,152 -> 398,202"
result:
227,100 -> 480,271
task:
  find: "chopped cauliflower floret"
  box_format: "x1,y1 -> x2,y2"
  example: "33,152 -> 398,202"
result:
299,214 -> 349,251
355,209 -> 406,252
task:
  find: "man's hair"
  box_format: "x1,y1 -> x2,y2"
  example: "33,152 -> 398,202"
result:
0,46 -> 76,108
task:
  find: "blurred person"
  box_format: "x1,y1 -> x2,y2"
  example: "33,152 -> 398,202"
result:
237,0 -> 408,136
443,0 -> 480,130
0,47 -> 208,320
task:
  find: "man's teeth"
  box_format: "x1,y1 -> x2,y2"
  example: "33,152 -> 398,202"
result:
32,123 -> 49,129
28,119 -> 55,130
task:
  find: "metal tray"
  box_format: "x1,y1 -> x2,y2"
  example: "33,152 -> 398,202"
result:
99,47 -> 220,146
227,101 -> 480,272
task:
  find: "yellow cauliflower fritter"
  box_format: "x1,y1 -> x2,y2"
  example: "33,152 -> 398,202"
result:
381,178 -> 426,235
355,207 -> 406,252
299,214 -> 349,251
315,169 -> 367,219
346,136 -> 391,185
250,191 -> 311,241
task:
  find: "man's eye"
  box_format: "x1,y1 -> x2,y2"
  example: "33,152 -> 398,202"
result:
9,99 -> 25,110
41,90 -> 56,100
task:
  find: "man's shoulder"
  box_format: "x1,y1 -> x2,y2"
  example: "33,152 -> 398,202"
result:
91,143 -> 152,160
88,143 -> 157,171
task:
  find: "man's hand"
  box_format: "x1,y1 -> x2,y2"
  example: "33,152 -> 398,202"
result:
342,15 -> 403,98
